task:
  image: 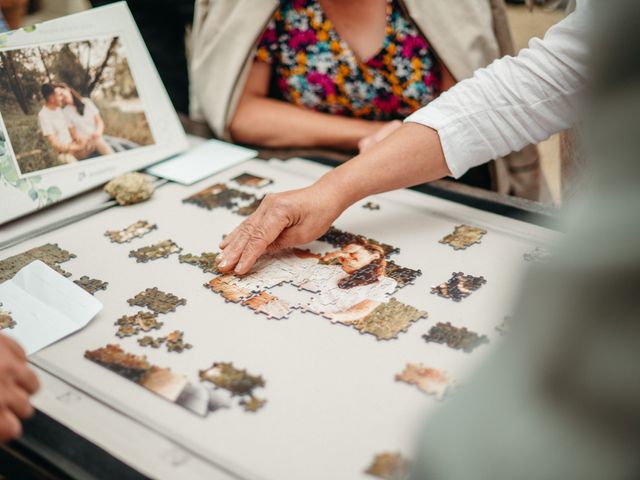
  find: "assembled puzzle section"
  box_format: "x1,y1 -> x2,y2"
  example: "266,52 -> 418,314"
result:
201,225 -> 428,340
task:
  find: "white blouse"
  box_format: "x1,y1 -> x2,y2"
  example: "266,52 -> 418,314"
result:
405,0 -> 592,179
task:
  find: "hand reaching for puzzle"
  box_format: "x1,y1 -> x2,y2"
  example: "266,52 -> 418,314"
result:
0,334 -> 40,443
218,124 -> 450,274
217,183 -> 346,275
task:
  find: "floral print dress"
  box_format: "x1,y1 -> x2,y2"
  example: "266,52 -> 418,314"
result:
255,0 -> 442,121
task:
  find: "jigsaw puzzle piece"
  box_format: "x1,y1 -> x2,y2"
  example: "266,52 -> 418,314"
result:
395,363 -> 455,400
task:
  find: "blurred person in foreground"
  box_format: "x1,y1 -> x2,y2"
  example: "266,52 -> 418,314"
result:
410,1 -> 640,478
218,0 -> 640,477
0,3 -> 40,442
0,334 -> 39,443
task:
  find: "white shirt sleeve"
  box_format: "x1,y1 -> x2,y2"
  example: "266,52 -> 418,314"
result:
38,109 -> 55,137
405,0 -> 592,178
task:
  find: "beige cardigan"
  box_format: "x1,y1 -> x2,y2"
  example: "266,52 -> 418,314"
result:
190,0 -> 539,197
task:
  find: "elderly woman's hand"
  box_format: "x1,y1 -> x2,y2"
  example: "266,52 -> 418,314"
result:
0,334 -> 39,443
217,179 -> 350,275
217,123 -> 450,275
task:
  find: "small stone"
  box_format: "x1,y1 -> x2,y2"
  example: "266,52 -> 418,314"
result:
104,172 -> 154,206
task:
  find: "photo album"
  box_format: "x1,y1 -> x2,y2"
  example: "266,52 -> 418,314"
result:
0,2 -> 188,225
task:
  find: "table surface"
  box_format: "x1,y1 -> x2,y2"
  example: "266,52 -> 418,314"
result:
0,147 -> 559,480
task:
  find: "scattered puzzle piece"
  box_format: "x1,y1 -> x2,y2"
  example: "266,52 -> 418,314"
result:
86,344 -> 151,382
0,243 -> 76,283
199,362 -> 266,412
431,272 -> 487,302
384,261 -> 422,287
200,362 -> 265,396
85,346 -> 245,417
137,331 -> 192,352
116,324 -> 139,338
365,452 -> 410,480
136,312 -> 165,332
74,276 -> 108,295
183,182 -> 256,213
138,336 -> 166,348
523,246 -> 552,264
0,305 -> 15,330
129,240 -> 182,263
104,220 -> 157,243
240,396 -> 267,412
362,202 -> 381,211
439,225 -> 487,250
422,322 -> 489,353
85,344 -> 198,411
127,288 -> 186,314
165,330 -> 193,353
179,252 -> 220,274
395,363 -> 455,400
231,173 -> 273,188
115,311 -> 164,338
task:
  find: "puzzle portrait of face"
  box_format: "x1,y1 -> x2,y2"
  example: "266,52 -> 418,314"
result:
202,226 -> 427,340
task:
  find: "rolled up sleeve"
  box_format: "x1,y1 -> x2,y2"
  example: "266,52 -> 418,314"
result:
406,0 -> 592,178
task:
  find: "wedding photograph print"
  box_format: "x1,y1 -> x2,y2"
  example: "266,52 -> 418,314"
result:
0,35 -> 155,176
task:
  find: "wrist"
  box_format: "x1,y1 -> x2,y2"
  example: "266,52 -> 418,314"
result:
314,165 -> 364,212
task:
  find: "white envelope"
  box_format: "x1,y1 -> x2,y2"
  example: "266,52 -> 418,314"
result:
146,139 -> 258,185
0,260 -> 102,355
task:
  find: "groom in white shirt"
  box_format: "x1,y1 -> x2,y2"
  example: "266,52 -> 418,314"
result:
37,83 -> 82,166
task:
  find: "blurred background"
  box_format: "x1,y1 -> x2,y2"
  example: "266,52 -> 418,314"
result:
3,0 -> 567,205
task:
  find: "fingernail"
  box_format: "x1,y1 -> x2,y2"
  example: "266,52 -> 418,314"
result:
219,259 -> 229,269
234,262 -> 244,274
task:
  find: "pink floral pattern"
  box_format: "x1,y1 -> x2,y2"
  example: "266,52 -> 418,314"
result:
255,0 -> 442,121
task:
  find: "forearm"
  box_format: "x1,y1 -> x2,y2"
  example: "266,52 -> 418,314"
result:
316,123 -> 450,210
229,95 -> 383,151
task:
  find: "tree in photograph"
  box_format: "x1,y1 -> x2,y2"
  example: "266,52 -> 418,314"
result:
51,43 -> 91,95
87,37 -> 119,96
0,51 -> 30,114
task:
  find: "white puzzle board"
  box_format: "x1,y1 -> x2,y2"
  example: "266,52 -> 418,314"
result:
0,158 -> 558,480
